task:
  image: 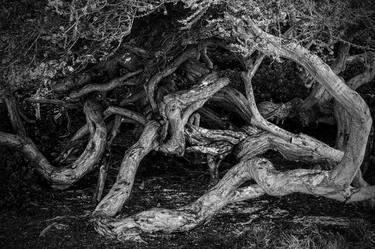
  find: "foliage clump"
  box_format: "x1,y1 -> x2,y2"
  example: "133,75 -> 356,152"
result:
1,0 -> 374,92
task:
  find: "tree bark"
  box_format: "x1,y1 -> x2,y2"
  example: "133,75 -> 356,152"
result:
94,121 -> 161,217
158,73 -> 229,156
94,158 -> 266,240
0,100 -> 107,189
241,18 -> 372,188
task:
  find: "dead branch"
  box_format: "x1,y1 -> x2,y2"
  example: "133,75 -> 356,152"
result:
69,106 -> 147,143
0,100 -> 107,189
146,47 -> 200,113
94,158 -> 265,239
211,87 -> 253,124
185,123 -> 343,164
257,98 -> 303,123
197,107 -> 230,129
52,57 -> 129,93
69,69 -> 143,99
93,115 -> 123,203
236,130 -> 343,164
94,121 -> 161,217
103,106 -> 147,125
238,18 -> 373,195
120,90 -> 146,106
158,73 -> 229,155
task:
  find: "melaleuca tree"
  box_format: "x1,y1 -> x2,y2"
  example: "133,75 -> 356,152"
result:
0,0 -> 374,242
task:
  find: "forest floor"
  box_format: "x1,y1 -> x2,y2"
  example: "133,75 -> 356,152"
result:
0,144 -> 375,249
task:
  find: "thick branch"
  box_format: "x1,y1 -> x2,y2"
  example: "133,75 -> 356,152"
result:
120,90 -> 146,106
197,107 -> 229,129
210,87 -> 253,124
94,121 -> 160,217
103,106 -> 147,125
247,157 -> 375,203
241,18 -> 372,187
236,131 -> 343,164
94,158 -> 265,239
158,73 -> 229,156
257,98 -> 302,123
146,48 -> 200,113
69,106 -> 147,142
0,100 -> 107,188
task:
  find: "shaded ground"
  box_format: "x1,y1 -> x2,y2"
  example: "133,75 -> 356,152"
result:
0,147 -> 374,249
0,84 -> 374,248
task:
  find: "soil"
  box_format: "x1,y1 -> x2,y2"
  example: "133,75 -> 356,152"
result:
0,84 -> 374,249
0,143 -> 374,249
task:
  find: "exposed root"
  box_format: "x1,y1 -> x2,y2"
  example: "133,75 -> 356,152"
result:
94,121 -> 160,217
94,158 -> 265,239
0,100 -> 107,189
93,115 -> 122,203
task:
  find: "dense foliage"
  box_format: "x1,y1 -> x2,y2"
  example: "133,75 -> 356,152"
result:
1,0 -> 374,93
